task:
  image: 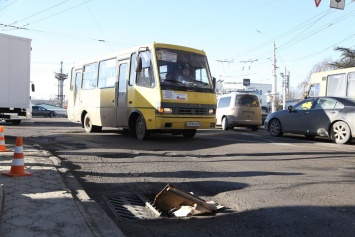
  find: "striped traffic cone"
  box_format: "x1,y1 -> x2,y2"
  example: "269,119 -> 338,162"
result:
2,137 -> 33,177
0,126 -> 10,152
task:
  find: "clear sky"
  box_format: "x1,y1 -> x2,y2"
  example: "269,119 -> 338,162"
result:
1,0 -> 354,100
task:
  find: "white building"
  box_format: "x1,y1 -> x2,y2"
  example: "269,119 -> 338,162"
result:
216,81 -> 272,107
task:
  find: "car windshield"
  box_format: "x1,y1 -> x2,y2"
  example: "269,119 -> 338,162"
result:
156,48 -> 213,93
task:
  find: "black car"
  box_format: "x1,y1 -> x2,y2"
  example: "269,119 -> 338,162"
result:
32,106 -> 57,118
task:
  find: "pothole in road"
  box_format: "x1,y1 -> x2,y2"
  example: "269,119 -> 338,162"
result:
103,185 -> 225,221
103,193 -> 161,220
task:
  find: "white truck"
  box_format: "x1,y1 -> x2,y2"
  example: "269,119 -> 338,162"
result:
0,33 -> 34,125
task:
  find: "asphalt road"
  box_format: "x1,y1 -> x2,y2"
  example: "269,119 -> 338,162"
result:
2,118 -> 355,237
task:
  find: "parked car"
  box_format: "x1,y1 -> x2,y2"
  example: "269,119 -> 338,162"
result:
216,92 -> 262,131
261,106 -> 270,124
264,96 -> 355,144
35,104 -> 67,117
32,106 -> 57,118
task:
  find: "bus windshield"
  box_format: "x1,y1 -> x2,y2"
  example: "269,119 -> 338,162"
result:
156,48 -> 213,92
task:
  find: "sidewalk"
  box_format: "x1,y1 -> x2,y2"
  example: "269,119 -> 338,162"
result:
0,137 -> 125,237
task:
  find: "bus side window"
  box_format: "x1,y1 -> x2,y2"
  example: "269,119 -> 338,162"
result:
70,67 -> 75,91
98,58 -> 117,88
327,74 -> 346,97
347,72 -> 355,97
82,62 -> 98,90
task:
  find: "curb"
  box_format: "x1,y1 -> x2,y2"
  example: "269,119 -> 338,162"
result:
47,151 -> 126,237
0,184 -> 4,220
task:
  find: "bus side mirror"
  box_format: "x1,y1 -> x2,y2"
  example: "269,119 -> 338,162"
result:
135,56 -> 142,72
31,83 -> 35,92
212,77 -> 216,91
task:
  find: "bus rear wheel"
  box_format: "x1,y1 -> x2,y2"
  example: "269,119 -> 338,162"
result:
135,115 -> 149,140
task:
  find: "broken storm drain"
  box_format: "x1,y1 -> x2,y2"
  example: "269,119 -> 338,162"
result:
103,193 -> 161,220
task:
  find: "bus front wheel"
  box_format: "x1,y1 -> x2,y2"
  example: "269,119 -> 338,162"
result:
182,129 -> 196,138
135,115 -> 150,140
83,113 -> 101,133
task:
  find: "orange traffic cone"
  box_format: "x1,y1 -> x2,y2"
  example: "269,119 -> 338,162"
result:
0,126 -> 10,152
2,137 -> 33,177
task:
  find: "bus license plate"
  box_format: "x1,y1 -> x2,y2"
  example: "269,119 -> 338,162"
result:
186,121 -> 201,127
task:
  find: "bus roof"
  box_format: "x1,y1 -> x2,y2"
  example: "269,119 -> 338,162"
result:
310,66 -> 355,78
70,42 -> 207,68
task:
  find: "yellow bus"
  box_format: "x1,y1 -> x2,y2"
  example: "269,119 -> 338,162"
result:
306,67 -> 355,98
67,43 -> 217,140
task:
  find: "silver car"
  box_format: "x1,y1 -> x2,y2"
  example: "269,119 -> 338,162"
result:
216,92 -> 262,131
264,96 -> 355,144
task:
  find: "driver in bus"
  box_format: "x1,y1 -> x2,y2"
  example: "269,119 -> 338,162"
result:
177,64 -> 193,83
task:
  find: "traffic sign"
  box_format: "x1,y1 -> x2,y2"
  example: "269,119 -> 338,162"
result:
329,0 -> 345,10
315,0 -> 321,7
243,79 -> 250,86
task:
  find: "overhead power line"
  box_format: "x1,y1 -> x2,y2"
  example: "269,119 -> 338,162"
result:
285,32 -> 355,62
228,2 -> 354,62
7,0 -> 69,26
0,23 -> 132,47
21,0 -> 93,28
0,0 -> 17,12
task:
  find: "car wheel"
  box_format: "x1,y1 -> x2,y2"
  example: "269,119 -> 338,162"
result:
269,119 -> 283,137
182,129 -> 196,138
49,112 -> 54,118
222,117 -> 229,130
135,115 -> 149,140
330,121 -> 351,144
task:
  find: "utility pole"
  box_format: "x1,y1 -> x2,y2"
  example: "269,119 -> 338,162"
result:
54,62 -> 68,108
272,42 -> 277,113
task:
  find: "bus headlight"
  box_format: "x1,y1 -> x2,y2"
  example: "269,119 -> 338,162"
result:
208,109 -> 215,115
158,107 -> 173,114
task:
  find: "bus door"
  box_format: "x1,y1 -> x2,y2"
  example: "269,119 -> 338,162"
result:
116,60 -> 129,127
73,70 -> 82,122
98,59 -> 117,127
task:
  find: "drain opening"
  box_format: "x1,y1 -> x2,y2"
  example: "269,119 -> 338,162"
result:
103,193 -> 161,220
